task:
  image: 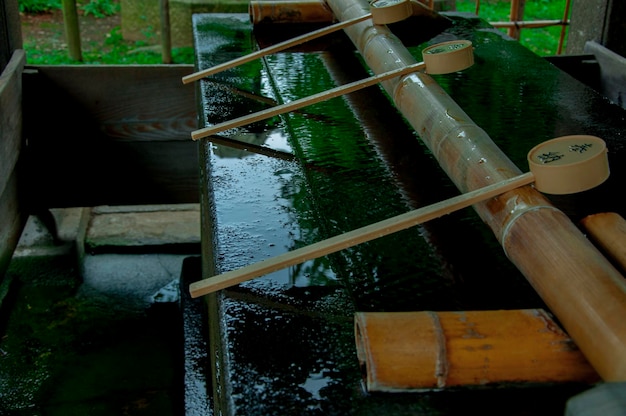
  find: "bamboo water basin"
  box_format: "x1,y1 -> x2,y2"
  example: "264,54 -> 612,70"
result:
190,8 -> 626,415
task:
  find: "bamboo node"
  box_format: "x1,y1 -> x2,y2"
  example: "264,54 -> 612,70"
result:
428,311 -> 449,388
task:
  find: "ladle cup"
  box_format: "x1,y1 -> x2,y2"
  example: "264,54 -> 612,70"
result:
188,135 -> 610,297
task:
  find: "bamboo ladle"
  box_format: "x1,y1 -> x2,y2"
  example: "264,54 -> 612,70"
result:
190,39 -> 475,141
182,0 -> 427,84
189,135 -> 609,297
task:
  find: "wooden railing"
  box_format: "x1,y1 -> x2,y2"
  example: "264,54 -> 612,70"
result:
428,0 -> 572,55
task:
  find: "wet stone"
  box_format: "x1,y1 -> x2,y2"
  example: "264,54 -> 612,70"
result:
0,253 -> 184,415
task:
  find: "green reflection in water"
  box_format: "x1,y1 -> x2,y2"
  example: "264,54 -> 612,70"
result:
263,52 -> 453,311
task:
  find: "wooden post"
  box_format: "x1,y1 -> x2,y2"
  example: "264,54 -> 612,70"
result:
61,0 -> 82,61
160,0 -> 172,64
557,0 -> 572,55
507,0 -> 525,40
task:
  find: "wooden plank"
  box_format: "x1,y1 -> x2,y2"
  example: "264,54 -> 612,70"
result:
25,65 -> 196,140
0,0 -> 23,71
22,65 -> 199,207
0,49 -> 26,279
0,49 -> 25,198
0,171 -> 25,279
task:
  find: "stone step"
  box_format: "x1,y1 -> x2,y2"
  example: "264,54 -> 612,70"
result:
14,204 -> 201,257
85,204 -> 201,254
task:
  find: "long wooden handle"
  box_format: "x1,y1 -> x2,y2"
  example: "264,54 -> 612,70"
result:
191,62 -> 426,141
189,172 -> 536,297
182,13 -> 372,84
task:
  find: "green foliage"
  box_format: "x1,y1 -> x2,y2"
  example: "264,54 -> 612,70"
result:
21,0 -> 569,64
81,0 -> 120,18
18,0 -> 61,13
456,0 -> 570,55
24,25 -> 195,64
19,0 -> 117,15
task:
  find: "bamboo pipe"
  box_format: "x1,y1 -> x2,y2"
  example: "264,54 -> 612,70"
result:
490,19 -> 567,29
322,0 -> 626,381
355,310 -> 600,391
580,212 -> 626,274
190,173 -> 535,297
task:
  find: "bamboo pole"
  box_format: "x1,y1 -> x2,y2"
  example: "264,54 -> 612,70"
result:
182,13 -> 372,84
189,173 -> 534,296
355,310 -> 599,391
580,212 -> 626,274
490,19 -> 566,29
191,62 -> 425,140
322,0 -> 626,381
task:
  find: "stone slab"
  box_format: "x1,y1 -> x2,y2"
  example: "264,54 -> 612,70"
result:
86,204 -> 201,252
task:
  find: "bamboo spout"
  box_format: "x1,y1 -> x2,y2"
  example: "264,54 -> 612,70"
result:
355,310 -> 600,392
323,0 -> 626,381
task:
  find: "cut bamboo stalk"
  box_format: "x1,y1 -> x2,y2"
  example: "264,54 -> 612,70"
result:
490,19 -> 567,29
323,0 -> 626,381
355,309 -> 600,392
580,212 -> 626,274
189,172 -> 535,297
190,62 -> 426,140
181,13 -> 372,84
